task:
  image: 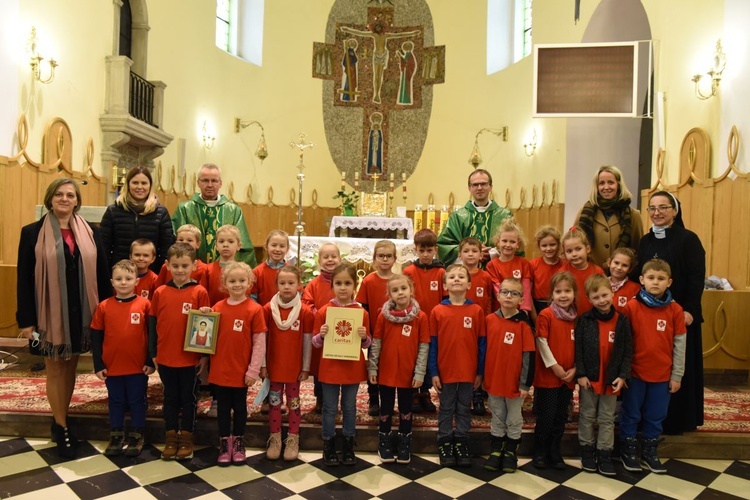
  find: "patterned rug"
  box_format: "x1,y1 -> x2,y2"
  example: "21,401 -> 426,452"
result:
0,372 -> 748,433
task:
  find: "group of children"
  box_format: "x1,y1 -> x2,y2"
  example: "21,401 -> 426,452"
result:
90,218 -> 686,479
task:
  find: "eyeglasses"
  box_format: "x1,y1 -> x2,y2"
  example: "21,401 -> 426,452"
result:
469,182 -> 490,188
646,205 -> 673,214
198,178 -> 221,184
376,253 -> 394,260
498,289 -> 522,298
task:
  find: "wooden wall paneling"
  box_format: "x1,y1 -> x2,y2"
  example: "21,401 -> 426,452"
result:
701,290 -> 750,371
0,265 -> 18,337
710,177 -> 733,281
729,176 -> 750,289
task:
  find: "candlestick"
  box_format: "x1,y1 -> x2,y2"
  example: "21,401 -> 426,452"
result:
414,204 -> 423,231
439,205 -> 449,234
402,174 -> 407,206
426,204 -> 436,232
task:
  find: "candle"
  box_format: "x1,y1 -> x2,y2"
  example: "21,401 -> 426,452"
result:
389,172 -> 394,192
402,173 -> 406,182
354,171 -> 359,190
414,204 -> 423,231
426,204 -> 436,232
439,205 -> 449,234
341,171 -> 346,192
390,173 -> 394,181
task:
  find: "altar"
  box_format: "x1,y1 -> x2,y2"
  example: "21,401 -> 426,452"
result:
287,235 -> 416,266
328,216 -> 414,240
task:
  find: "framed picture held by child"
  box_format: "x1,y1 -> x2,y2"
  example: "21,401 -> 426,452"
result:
184,311 -> 221,354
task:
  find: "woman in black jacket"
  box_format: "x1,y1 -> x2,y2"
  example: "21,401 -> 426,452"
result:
100,166 -> 174,273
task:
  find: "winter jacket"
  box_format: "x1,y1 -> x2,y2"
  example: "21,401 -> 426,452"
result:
574,309 -> 632,384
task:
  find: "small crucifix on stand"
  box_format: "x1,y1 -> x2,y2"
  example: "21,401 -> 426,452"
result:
290,133 -> 314,265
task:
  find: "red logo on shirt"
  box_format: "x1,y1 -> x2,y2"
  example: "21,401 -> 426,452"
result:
608,331 -> 615,343
512,269 -> 522,279
233,319 -> 244,331
464,317 -> 472,328
402,325 -> 412,337
292,320 -> 300,331
476,287 -> 484,297
618,296 -> 627,307
130,313 -> 140,324
504,332 -> 515,344
182,303 -> 191,314
141,290 -> 149,298
430,281 -> 439,291
336,320 -> 352,337
657,319 -> 667,331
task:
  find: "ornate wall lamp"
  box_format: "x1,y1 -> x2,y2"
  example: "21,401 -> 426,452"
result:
234,118 -> 268,162
523,129 -> 538,157
468,126 -> 508,168
201,121 -> 216,149
692,39 -> 727,100
28,26 -> 58,84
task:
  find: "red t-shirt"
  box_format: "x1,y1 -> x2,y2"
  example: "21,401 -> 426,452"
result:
313,303 -> 370,385
533,308 -> 576,389
429,302 -> 486,384
90,296 -> 150,376
466,268 -> 495,316
529,257 -> 564,301
589,314 -> 619,395
622,300 -> 686,382
563,260 -> 605,316
612,280 -> 641,313
356,273 -> 390,334
209,298 -> 267,387
263,302 -> 314,383
486,256 -> 533,311
374,309 -> 430,388
484,313 -> 535,398
150,283 -> 210,367
206,261 -> 230,306
252,261 -> 284,306
302,276 -> 334,377
135,270 -> 158,300
402,264 -> 445,318
155,260 -> 208,289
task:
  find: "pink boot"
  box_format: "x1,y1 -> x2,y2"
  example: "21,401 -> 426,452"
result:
232,435 -> 246,464
217,436 -> 233,466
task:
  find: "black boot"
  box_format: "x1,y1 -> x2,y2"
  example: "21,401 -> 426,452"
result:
597,448 -> 616,476
438,437 -> 456,466
640,438 -> 666,473
483,435 -> 504,471
377,432 -> 395,463
548,434 -> 566,469
501,437 -> 520,473
322,437 -> 339,466
52,423 -> 78,459
532,434 -> 548,469
454,437 -> 472,467
341,435 -> 357,465
618,436 -> 642,472
580,444 -> 596,472
105,428 -> 125,456
396,433 -> 412,464
125,429 -> 145,457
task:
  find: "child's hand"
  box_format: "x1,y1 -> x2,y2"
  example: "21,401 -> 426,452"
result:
578,376 -> 591,390
298,371 -> 309,382
473,375 -> 483,390
198,306 -> 213,314
412,378 -> 422,388
245,375 -> 257,386
260,367 -> 268,379
432,375 -> 442,393
684,311 -> 694,326
552,364 -> 566,379
520,389 -> 529,399
611,377 -> 625,393
669,380 -> 681,393
369,374 -> 378,385
562,367 -> 576,383
357,326 -> 367,339
143,365 -> 155,376
95,369 -> 107,381
319,325 -> 329,337
196,357 -> 208,375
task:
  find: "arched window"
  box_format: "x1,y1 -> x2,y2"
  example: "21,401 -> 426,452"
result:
119,0 -> 132,58
487,0 -> 532,75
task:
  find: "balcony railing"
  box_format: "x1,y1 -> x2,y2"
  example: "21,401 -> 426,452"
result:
129,71 -> 155,127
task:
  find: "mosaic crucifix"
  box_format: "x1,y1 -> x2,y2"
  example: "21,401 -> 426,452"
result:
313,6 -> 445,180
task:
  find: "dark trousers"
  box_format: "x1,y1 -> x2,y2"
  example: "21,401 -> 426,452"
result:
437,382 -> 473,441
106,373 -> 148,429
158,364 -> 199,433
533,385 -> 573,439
379,385 -> 414,434
212,384 -> 249,437
620,378 -> 670,440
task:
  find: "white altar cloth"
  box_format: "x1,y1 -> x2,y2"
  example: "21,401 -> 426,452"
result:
287,236 -> 416,265
328,216 -> 414,240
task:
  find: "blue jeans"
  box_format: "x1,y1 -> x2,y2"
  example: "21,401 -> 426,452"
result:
437,382 -> 473,441
321,383 -> 359,439
105,373 -> 148,429
620,377 -> 670,439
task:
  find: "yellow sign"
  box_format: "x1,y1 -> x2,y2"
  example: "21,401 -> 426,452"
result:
322,307 -> 365,361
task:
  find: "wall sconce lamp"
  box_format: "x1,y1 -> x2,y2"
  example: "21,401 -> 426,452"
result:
201,121 -> 216,149
692,39 -> 727,100
468,126 -> 509,168
111,165 -> 128,194
234,118 -> 268,162
523,129 -> 538,157
28,26 -> 58,84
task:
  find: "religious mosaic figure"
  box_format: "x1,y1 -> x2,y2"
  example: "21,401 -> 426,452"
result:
315,46 -> 332,76
339,39 -> 359,102
396,41 -> 417,105
366,112 -> 384,175
340,20 -> 420,104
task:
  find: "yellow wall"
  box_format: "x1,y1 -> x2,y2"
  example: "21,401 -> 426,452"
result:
4,0 -> 734,207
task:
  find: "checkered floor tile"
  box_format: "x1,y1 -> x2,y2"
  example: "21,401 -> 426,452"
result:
1,436 -> 748,499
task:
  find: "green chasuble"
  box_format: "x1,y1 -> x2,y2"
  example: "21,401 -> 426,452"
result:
172,194 -> 257,267
437,200 -> 512,265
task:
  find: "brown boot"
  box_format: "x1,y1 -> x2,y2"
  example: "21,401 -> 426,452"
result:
283,433 -> 300,461
176,431 -> 194,460
266,432 -> 282,460
161,430 -> 179,460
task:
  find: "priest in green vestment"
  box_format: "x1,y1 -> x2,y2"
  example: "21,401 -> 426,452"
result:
171,164 -> 257,267
437,169 -> 512,266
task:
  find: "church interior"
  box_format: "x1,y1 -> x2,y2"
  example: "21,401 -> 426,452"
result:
1,0 -> 749,498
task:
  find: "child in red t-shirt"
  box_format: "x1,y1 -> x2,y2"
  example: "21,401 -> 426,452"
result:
302,242 -> 341,413
429,264 -> 486,467
312,264 -> 371,467
608,247 -> 640,313
619,259 -> 686,474
205,225 -> 243,306
357,240 -> 397,417
210,261 -> 267,466
261,265 -> 314,462
402,229 -> 443,414
532,271 -> 578,470
154,225 -> 208,289
369,274 -> 430,464
91,260 -> 153,457
561,227 -> 605,316
529,225 -> 563,315
575,274 -> 632,477
461,237 -> 495,317
482,278 -> 535,474
486,218 -> 534,313
148,243 -> 210,461
130,239 -> 158,300
251,230 -> 290,306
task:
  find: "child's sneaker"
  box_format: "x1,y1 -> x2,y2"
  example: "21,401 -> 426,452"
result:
217,436 -> 232,466
580,445 -> 597,472
438,438 -> 456,466
266,432 -> 282,460
176,431 -> 194,460
161,430 -> 179,460
396,433 -> 412,464
232,435 -> 246,464
597,449 -> 616,476
124,429 -> 144,457
454,438 -> 472,467
105,429 -> 125,456
283,434 -> 299,462
377,432 -> 395,463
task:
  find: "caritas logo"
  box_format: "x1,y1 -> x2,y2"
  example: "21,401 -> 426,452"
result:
334,320 -> 352,343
